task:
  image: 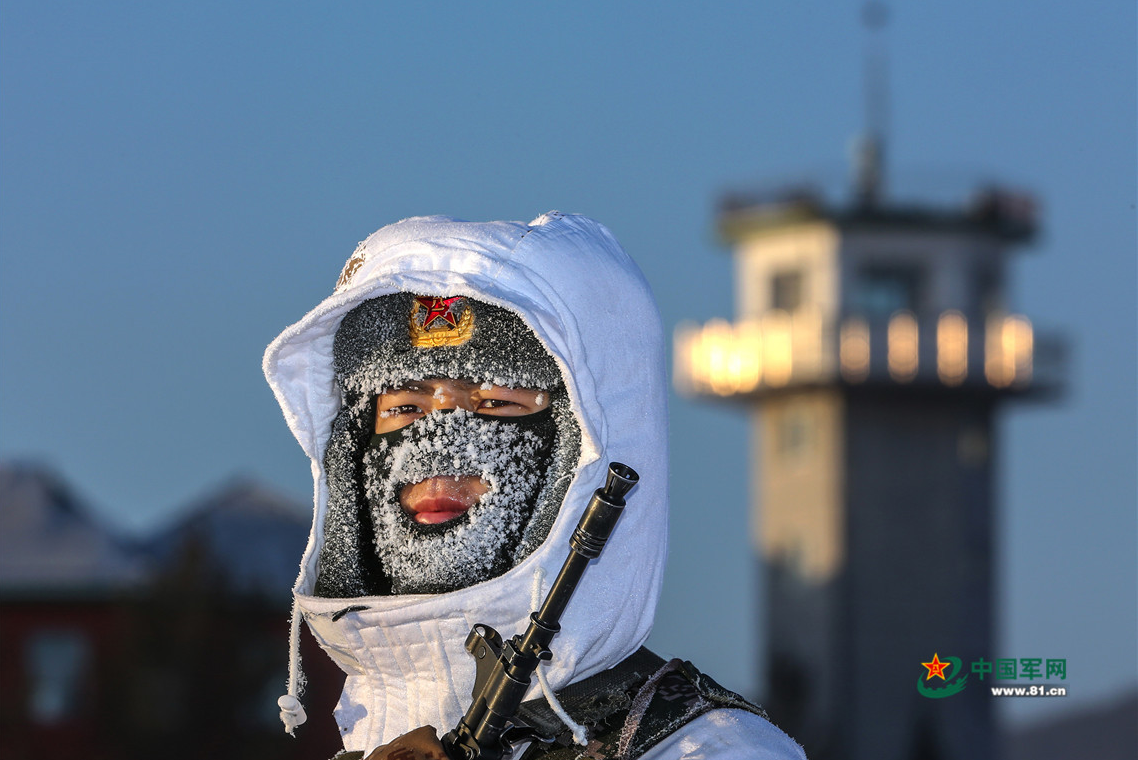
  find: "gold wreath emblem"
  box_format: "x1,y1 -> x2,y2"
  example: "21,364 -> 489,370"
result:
409,296 -> 475,347
335,243 -> 368,292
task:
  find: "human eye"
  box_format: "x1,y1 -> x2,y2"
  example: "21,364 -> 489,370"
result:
474,387 -> 547,416
375,391 -> 427,432
381,404 -> 423,416
478,398 -> 516,409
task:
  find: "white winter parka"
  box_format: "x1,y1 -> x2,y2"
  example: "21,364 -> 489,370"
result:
263,212 -> 805,759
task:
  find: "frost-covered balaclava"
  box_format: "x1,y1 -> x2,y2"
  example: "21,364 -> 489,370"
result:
315,292 -> 581,597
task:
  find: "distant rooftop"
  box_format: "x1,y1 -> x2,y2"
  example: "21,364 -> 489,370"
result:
0,462 -> 146,596
145,479 -> 309,601
718,181 -> 1038,244
0,463 -> 310,601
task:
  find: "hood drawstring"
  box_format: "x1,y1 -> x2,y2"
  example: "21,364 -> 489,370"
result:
278,597 -> 308,735
531,567 -> 589,747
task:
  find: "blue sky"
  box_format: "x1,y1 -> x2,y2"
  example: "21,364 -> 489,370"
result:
1,1 -> 1134,727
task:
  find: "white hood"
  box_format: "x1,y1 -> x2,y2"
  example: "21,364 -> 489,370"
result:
263,211 -> 668,752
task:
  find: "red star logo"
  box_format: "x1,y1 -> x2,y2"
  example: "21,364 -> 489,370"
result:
921,653 -> 951,681
415,296 -> 463,329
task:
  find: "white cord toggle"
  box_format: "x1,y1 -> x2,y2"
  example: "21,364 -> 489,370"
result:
280,597 -> 308,735
278,694 -> 307,734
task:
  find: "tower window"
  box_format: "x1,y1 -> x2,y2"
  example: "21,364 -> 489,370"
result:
772,270 -> 806,312
777,408 -> 812,458
854,264 -> 923,316
973,264 -> 1002,315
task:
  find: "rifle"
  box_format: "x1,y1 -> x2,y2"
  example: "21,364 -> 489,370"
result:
441,462 -> 639,760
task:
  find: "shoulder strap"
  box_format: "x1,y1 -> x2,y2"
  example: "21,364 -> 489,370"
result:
520,649 -> 767,760
514,647 -> 667,744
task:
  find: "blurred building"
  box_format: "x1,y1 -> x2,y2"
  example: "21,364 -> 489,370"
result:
0,463 -> 145,759
0,462 -> 343,760
673,153 -> 1064,758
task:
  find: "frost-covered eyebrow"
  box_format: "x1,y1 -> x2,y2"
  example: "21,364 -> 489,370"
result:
386,379 -> 482,394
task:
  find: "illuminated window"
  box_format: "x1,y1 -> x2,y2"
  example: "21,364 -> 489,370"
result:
937,311 -> 968,385
887,311 -> 919,382
26,629 -> 90,724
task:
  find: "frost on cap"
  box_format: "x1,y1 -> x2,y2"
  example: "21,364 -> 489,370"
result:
333,293 -> 563,394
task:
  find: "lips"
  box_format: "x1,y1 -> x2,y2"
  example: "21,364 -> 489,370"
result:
400,476 -> 489,525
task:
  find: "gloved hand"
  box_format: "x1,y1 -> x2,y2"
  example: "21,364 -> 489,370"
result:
364,725 -> 450,760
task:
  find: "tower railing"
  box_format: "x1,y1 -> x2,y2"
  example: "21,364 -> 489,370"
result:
674,308 -> 1060,397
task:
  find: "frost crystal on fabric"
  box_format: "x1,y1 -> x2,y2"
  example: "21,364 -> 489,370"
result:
363,408 -> 555,595
316,393 -> 389,597
333,293 -> 563,395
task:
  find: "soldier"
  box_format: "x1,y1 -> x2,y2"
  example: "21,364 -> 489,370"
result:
264,212 -> 806,759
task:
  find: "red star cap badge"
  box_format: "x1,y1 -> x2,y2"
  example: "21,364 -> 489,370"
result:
415,296 -> 463,329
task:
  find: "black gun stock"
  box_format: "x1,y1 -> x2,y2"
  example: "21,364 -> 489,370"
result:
441,462 -> 639,760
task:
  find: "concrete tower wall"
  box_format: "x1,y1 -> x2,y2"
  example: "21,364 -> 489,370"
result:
841,392 -> 995,760
758,390 -> 996,760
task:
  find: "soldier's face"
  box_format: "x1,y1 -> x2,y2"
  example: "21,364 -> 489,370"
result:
373,378 -> 551,526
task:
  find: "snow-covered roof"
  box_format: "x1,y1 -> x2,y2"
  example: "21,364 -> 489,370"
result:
145,479 -> 308,601
0,462 -> 146,594
0,462 -> 309,602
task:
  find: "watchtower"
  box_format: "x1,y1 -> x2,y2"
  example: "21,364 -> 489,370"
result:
677,178 -> 1062,760
673,146 -> 1074,760
673,6 -> 1066,757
